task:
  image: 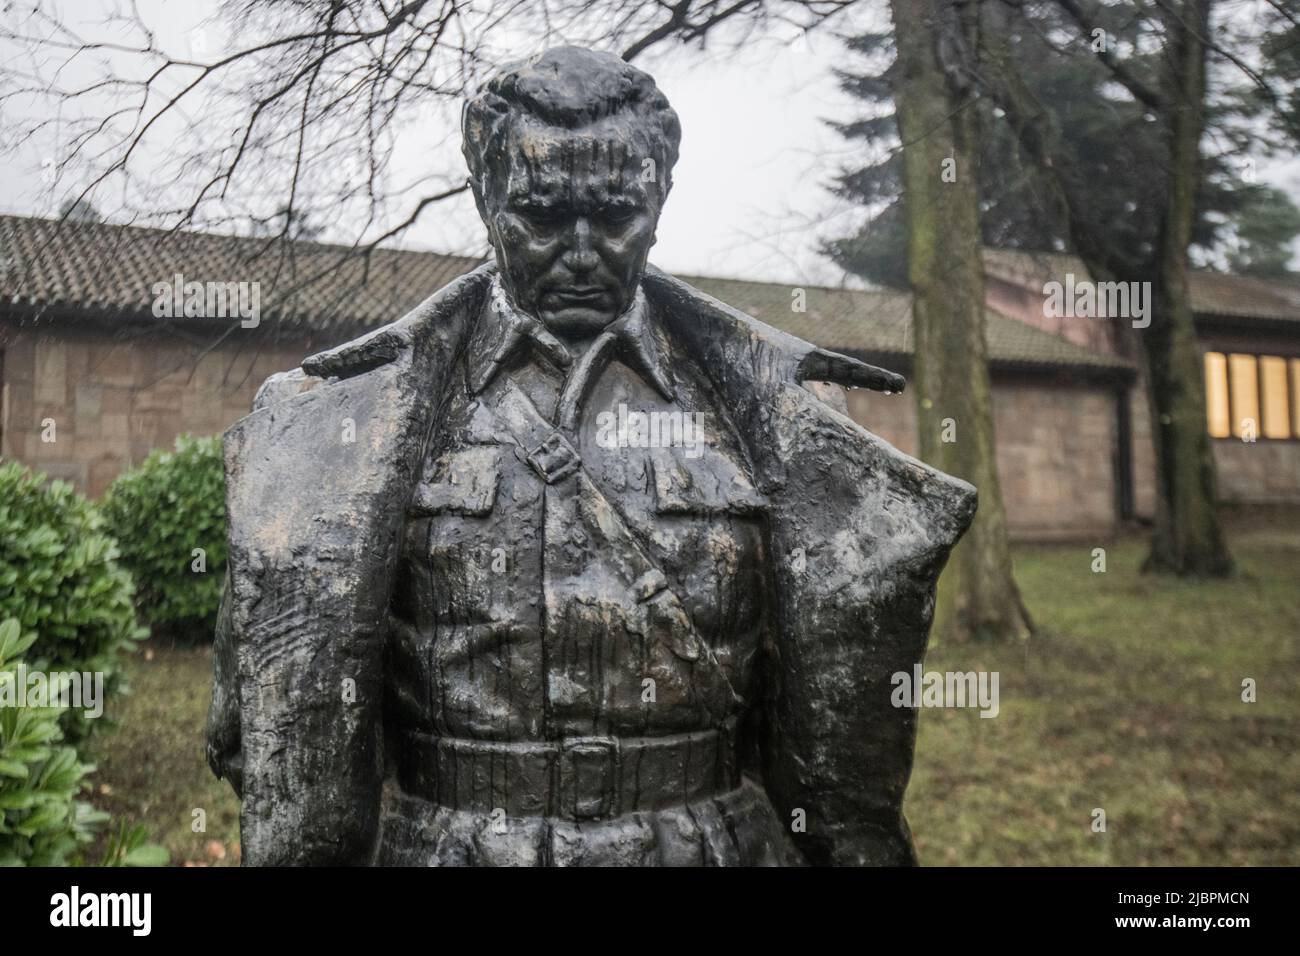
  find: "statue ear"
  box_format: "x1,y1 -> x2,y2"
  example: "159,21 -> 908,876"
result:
470,178 -> 507,256
469,177 -> 491,225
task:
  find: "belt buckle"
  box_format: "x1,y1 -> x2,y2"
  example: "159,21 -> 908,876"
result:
525,432 -> 580,484
558,736 -> 618,821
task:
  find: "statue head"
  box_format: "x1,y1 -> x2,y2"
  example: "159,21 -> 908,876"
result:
463,47 -> 681,337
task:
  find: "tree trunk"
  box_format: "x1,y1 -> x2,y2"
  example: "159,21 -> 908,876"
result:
981,0 -> 1232,577
889,0 -> 1032,641
1142,0 -> 1233,575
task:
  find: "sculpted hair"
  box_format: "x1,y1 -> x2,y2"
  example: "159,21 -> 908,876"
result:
462,46 -> 682,203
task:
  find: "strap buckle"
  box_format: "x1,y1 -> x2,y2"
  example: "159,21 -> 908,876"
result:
525,431 -> 581,484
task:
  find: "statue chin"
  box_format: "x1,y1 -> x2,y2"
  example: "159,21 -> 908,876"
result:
537,303 -> 624,339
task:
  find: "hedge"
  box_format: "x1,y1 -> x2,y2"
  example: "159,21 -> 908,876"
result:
100,435 -> 227,644
0,461 -> 144,745
0,617 -> 108,865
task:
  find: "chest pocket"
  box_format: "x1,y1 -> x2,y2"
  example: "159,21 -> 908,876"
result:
647,446 -> 768,649
649,447 -> 767,518
409,445 -> 501,517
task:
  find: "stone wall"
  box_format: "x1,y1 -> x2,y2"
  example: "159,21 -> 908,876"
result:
1212,438 -> 1300,503
0,320 -> 324,498
847,375 -> 1122,540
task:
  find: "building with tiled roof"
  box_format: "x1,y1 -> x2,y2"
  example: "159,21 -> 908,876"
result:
2,214 -> 1296,535
983,247 -> 1300,324
982,246 -> 1300,516
675,273 -> 1134,377
0,214 -> 480,331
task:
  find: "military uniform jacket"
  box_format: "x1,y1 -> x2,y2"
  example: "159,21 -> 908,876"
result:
206,263 -> 976,866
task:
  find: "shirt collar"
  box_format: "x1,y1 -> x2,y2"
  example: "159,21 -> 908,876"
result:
469,276 -> 676,417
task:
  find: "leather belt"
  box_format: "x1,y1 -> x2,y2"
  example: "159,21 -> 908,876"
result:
398,727 -> 740,821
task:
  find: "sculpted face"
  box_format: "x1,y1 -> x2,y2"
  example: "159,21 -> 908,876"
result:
478,116 -> 666,338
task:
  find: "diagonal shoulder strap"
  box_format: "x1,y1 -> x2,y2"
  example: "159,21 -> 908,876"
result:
487,377 -> 734,689
492,377 -> 583,485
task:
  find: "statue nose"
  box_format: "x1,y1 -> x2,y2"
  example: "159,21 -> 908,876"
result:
563,218 -> 598,273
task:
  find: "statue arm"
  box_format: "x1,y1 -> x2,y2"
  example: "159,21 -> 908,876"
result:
207,370 -> 319,799
213,366 -> 393,866
757,383 -> 976,866
759,545 -> 945,866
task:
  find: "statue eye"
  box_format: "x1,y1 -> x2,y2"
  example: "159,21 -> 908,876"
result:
519,206 -> 563,228
602,206 -> 637,226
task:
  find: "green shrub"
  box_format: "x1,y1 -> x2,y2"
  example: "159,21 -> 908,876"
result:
0,461 -> 144,745
99,820 -> 171,867
100,435 -> 227,644
0,618 -> 108,865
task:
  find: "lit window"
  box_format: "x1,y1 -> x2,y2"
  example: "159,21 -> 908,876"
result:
1204,352 -> 1229,438
1259,356 -> 1291,440
1228,354 -> 1259,439
1206,351 -> 1298,441
1291,359 -> 1300,439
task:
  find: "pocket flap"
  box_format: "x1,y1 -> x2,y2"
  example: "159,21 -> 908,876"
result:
650,449 -> 767,516
410,445 -> 501,516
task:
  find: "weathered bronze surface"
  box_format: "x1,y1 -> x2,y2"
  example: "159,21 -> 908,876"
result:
207,46 -> 976,866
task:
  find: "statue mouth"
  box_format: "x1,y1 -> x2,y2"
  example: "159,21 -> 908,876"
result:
547,287 -> 609,306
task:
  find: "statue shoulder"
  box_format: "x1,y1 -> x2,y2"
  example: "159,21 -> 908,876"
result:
249,262 -> 496,412
252,367 -> 322,411
641,265 -> 905,396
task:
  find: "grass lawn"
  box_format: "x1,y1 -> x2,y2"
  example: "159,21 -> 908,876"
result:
88,521 -> 1299,866
87,645 -> 241,867
909,520 -> 1300,865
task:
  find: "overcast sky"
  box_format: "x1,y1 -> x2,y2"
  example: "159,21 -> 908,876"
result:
1,1 -> 1295,287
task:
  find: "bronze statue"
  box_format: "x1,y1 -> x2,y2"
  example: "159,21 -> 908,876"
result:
207,46 -> 975,866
